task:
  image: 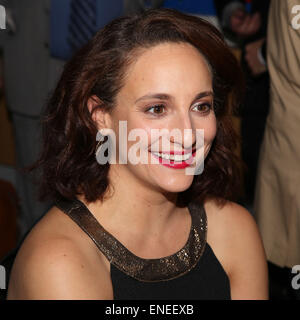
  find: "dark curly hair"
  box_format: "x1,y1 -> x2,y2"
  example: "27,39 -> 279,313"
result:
29,8 -> 244,207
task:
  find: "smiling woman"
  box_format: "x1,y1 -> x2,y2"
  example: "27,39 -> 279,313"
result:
4,8 -> 268,300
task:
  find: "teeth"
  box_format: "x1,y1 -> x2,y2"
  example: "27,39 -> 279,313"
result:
152,152 -> 192,161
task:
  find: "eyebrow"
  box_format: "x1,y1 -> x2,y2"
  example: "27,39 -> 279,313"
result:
134,91 -> 214,104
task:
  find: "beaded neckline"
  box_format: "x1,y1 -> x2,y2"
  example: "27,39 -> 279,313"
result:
55,197 -> 207,282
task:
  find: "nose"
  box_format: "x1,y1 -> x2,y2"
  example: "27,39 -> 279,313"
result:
169,112 -> 195,150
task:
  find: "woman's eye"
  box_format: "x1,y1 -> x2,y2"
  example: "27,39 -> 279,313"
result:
146,104 -> 165,115
192,103 -> 212,113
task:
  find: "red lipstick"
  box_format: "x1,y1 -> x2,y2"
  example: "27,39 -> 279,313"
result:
151,149 -> 196,169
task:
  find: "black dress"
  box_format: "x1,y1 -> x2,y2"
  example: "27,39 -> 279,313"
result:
54,197 -> 231,300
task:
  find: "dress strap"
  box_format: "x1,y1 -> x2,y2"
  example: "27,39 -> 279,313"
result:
55,197 -> 207,282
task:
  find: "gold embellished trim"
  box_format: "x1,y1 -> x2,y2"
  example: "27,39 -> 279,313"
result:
55,198 -> 207,282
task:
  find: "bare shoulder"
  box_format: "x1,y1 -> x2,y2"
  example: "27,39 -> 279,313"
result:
7,206 -> 113,300
204,199 -> 263,246
204,198 -> 269,300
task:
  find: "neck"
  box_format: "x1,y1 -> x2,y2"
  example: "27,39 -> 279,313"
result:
81,165 -> 183,237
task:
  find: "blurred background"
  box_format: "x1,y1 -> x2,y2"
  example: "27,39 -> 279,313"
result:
0,0 -> 299,300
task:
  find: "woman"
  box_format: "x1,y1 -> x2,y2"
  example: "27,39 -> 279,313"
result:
6,8 -> 268,300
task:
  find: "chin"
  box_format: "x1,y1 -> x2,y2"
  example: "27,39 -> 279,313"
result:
155,175 -> 194,194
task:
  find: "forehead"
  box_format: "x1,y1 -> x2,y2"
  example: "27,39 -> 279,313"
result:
121,42 -> 213,97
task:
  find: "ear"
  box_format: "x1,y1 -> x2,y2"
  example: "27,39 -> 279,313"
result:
87,95 -> 112,130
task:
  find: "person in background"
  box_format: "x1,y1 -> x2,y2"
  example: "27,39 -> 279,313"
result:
0,0 -> 65,244
254,0 -> 300,300
0,0 -> 127,244
214,0 -> 270,211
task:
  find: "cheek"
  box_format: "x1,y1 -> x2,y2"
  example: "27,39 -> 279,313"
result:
125,115 -> 168,149
203,117 -> 217,152
117,117 -> 154,161
205,124 -> 217,143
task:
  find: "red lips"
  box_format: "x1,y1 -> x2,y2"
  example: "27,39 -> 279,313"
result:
150,150 -> 196,169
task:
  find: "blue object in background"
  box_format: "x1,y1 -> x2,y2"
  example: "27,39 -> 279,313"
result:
163,0 -> 216,15
95,0 -> 123,30
50,0 -> 72,60
50,0 -> 123,61
245,0 -> 252,13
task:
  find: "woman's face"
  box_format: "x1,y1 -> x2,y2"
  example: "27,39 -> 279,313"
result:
106,42 -> 217,193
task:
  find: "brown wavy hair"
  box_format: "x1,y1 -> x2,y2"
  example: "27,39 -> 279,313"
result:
29,8 -> 244,207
